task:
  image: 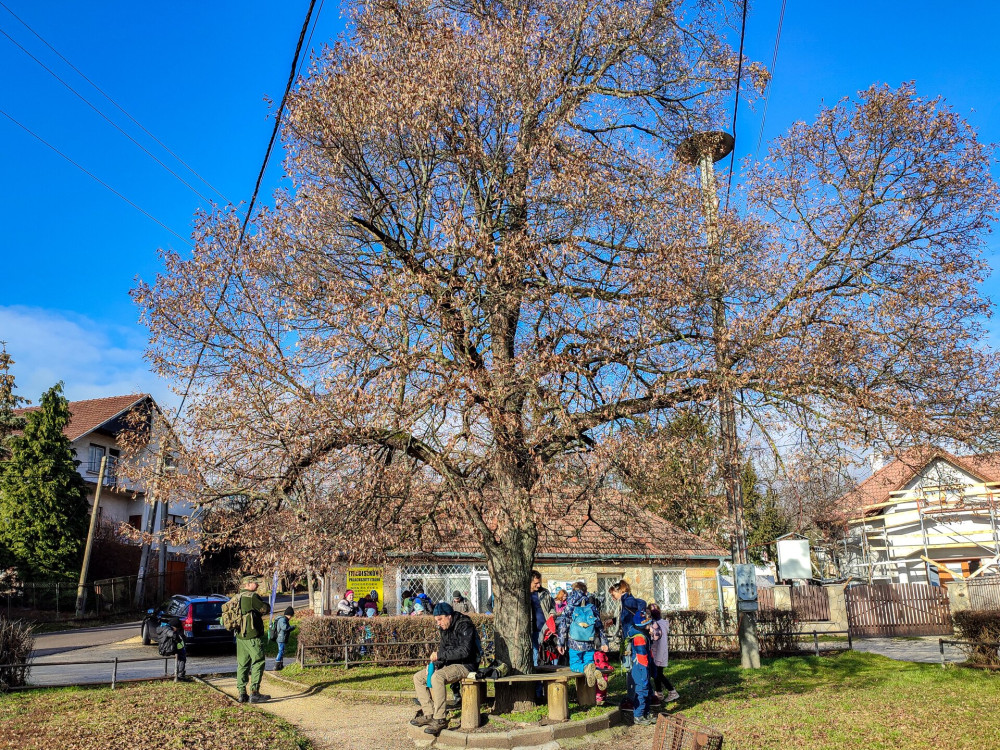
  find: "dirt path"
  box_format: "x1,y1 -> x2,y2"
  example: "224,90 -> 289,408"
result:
202,672 -> 416,750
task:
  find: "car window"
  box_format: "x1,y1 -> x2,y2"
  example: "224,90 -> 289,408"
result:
169,599 -> 187,616
193,601 -> 224,619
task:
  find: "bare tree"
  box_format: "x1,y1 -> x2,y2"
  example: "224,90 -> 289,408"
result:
135,0 -> 999,679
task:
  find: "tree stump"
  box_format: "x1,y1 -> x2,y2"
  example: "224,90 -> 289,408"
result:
461,680 -> 483,729
493,680 -> 538,714
546,679 -> 569,722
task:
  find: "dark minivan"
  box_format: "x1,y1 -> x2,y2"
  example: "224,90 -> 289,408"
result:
141,594 -> 233,648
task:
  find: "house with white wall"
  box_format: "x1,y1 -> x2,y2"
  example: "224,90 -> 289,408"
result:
15,394 -> 198,588
838,448 -> 1000,584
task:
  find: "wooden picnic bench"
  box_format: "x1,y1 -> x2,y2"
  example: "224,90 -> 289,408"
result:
459,666 -> 596,729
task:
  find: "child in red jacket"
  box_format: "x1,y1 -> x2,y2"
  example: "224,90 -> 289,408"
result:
593,648 -> 612,705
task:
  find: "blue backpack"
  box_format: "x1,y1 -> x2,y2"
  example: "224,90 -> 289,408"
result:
569,601 -> 598,642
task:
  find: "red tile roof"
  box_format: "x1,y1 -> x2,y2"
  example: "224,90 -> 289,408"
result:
15,394 -> 150,442
394,490 -> 727,561
838,447 -> 1000,519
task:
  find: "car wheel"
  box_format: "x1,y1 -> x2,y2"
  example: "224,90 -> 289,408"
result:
141,622 -> 151,646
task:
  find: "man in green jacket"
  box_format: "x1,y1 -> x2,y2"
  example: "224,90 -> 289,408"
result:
235,574 -> 271,704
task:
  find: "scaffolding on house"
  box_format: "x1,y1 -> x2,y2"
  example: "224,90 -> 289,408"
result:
839,481 -> 1000,585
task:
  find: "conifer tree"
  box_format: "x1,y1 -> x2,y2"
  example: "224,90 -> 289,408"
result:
0,383 -> 88,580
742,461 -> 792,566
0,344 -> 27,461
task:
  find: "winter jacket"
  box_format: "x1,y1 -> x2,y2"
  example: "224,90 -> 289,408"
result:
531,588 -> 555,633
557,589 -> 608,652
618,593 -> 646,638
649,617 -> 670,666
274,615 -> 293,644
433,611 -> 479,673
451,597 -> 473,613
156,625 -> 185,656
337,598 -> 359,617
237,588 -> 270,640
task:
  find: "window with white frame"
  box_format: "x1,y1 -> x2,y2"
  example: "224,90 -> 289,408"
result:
653,569 -> 688,610
87,444 -> 105,473
399,564 -> 491,612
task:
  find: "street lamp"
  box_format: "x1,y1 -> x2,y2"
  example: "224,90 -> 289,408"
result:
676,130 -> 760,669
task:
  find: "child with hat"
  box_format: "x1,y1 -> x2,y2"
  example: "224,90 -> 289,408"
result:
626,605 -> 654,725
271,606 -> 295,671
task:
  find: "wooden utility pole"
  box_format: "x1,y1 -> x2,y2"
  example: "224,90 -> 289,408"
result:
677,130 -> 760,669
75,456 -> 107,617
133,447 -> 165,608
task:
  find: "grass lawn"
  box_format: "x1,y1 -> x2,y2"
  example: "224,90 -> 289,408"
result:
280,662 -> 418,692
667,651 -> 1000,750
0,681 -> 312,750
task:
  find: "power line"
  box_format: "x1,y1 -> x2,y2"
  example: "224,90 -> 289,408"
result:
173,0 -> 319,419
295,0 -> 325,80
723,0 -> 749,214
754,0 -> 788,157
0,24 -> 219,206
0,0 -> 230,204
0,107 -> 192,246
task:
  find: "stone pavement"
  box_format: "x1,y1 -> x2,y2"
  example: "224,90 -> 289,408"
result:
201,672 -> 415,750
851,635 -> 965,664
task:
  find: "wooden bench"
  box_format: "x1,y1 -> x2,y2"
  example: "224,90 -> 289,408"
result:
459,668 -> 595,729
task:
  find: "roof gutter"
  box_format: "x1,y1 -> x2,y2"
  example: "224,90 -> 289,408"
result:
387,551 -> 727,562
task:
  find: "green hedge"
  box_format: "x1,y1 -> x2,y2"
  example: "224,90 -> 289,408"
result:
953,609 -> 1000,666
298,614 -> 495,667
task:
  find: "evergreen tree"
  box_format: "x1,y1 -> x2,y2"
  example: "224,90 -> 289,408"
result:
0,344 -> 27,461
0,383 -> 88,580
742,461 -> 792,565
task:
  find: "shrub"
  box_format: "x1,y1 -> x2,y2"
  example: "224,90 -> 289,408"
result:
665,608 -> 803,657
0,616 -> 34,690
953,610 -> 1000,666
298,613 -> 495,667
756,609 -> 801,655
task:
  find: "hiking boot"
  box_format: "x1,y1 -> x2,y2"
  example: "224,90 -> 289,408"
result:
410,711 -> 432,727
248,692 -> 271,703
584,662 -> 597,687
634,714 -> 656,726
273,661 -> 284,671
665,689 -> 680,702
423,718 -> 449,735
237,692 -> 248,704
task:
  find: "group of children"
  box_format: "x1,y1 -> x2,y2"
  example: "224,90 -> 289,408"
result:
336,589 -> 383,617
155,606 -> 296,678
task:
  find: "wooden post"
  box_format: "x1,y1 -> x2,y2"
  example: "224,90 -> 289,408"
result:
575,675 -> 597,707
111,657 -> 118,689
75,457 -> 107,617
460,679 -> 482,729
547,678 -> 569,722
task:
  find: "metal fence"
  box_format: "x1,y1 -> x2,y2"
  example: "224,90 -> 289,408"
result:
0,573 -> 189,622
0,654 -> 184,691
967,578 -> 1000,611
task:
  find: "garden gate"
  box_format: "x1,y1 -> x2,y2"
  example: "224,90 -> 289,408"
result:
845,582 -> 951,637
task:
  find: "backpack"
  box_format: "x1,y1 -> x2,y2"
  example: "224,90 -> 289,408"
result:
220,594 -> 247,634
157,628 -> 176,656
569,601 -> 599,642
268,618 -> 279,642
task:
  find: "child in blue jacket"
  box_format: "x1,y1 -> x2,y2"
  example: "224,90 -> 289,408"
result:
556,582 -> 609,682
626,608 -> 654,725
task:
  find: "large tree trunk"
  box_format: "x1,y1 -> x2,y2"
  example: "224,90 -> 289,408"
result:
485,525 -> 538,713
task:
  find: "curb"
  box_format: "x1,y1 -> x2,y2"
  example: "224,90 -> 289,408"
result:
262,671 -> 414,700
407,709 -> 622,748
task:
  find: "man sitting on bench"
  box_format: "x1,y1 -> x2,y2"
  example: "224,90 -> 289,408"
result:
411,602 -> 478,735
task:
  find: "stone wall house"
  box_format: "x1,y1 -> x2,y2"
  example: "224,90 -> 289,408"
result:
324,492 -> 726,617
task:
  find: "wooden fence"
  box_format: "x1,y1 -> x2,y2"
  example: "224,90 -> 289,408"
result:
757,587 -> 775,610
845,583 -> 951,637
967,578 -> 1000,611
791,586 -> 831,621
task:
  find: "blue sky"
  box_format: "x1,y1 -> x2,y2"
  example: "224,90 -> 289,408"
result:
1,1 -> 998,407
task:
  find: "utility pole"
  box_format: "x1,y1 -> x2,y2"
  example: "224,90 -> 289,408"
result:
75,456 -> 107,617
133,447 -> 165,608
677,131 -> 760,669
157,489 -> 169,601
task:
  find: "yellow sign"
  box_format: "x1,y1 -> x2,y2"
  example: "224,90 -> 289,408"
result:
346,566 -> 384,611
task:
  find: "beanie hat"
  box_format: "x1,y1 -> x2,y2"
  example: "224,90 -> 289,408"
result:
283,606 -> 294,617
453,591 -> 463,599
433,602 -> 454,617
414,600 -> 426,613
168,617 -> 182,628
633,610 -> 651,629
344,589 -> 354,598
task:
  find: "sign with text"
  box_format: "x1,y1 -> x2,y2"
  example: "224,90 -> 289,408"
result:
346,566 -> 384,609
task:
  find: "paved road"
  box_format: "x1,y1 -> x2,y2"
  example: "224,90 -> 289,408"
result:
852,635 -> 965,664
31,621 -> 142,657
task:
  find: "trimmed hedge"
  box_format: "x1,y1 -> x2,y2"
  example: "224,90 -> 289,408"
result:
953,609 -> 1000,666
0,617 -> 34,690
298,614 -> 495,667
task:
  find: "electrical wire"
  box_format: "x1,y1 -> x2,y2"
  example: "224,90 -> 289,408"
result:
295,0 -> 325,80
0,107 -> 192,246
754,0 -> 788,157
173,0 -> 319,419
0,0 -> 230,204
723,0 -> 749,214
0,24 -> 218,206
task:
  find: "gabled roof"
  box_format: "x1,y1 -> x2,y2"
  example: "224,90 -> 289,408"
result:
838,447 -> 1000,518
15,394 -> 151,442
394,490 -> 727,561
